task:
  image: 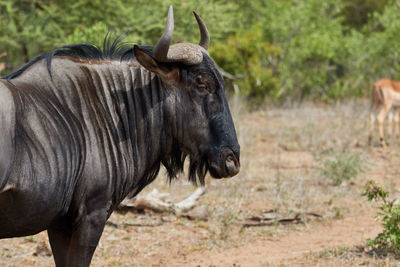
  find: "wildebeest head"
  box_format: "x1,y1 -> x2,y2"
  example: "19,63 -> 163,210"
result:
133,6 -> 240,183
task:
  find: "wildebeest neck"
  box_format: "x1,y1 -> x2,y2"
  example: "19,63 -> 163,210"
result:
10,57 -> 178,202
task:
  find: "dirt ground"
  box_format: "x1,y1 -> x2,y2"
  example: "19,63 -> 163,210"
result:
1,100 -> 400,266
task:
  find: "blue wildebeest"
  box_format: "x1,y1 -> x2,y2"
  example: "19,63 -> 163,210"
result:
0,6 -> 240,266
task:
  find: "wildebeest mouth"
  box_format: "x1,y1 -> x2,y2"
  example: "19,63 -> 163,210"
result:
208,147 -> 240,179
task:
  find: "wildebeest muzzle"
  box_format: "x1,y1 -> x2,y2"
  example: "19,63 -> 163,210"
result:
209,146 -> 240,178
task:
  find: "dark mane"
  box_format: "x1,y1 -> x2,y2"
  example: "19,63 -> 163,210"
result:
3,34 -> 152,80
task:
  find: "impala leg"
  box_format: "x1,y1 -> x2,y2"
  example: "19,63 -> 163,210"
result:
388,111 -> 393,139
368,112 -> 375,146
377,106 -> 390,147
395,110 -> 400,138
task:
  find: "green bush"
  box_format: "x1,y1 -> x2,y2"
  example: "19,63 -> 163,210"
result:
64,22 -> 109,46
210,25 -> 281,102
317,150 -> 363,186
3,0 -> 400,102
363,181 -> 400,254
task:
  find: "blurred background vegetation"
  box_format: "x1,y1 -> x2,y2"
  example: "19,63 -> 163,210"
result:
1,0 -> 400,103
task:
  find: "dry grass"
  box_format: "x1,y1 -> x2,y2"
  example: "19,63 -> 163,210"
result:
2,98 -> 400,266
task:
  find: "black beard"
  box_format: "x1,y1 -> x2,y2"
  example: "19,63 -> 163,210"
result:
188,153 -> 208,185
161,143 -> 208,186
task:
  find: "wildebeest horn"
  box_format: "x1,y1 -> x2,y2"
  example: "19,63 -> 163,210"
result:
193,11 -> 210,50
153,5 -> 174,62
153,6 -> 205,65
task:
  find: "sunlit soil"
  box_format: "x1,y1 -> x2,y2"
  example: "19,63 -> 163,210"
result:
1,99 -> 399,266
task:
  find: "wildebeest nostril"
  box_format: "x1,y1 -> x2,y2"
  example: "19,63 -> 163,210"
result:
225,154 -> 239,176
209,147 -> 240,178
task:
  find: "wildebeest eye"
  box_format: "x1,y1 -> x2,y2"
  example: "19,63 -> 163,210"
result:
197,84 -> 207,91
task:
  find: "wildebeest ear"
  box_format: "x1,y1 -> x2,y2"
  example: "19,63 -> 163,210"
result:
134,45 -> 180,84
134,45 -> 165,75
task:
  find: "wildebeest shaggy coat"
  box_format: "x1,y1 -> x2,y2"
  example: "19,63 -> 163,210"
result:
0,6 -> 240,266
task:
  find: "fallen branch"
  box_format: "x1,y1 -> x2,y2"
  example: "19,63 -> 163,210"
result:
218,68 -> 245,80
106,219 -> 167,228
117,186 -> 207,214
242,211 -> 323,228
174,186 -> 206,213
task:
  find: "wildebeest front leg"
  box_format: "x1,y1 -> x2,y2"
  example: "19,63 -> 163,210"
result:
48,209 -> 108,267
47,227 -> 72,266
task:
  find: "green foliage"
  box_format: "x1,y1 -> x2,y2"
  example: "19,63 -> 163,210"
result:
261,0 -> 351,101
340,0 -> 390,30
1,0 -> 400,102
65,22 -> 110,46
349,4 -> 400,80
317,150 -> 363,186
363,181 -> 400,253
210,25 -> 281,101
318,246 -> 350,258
0,0 -> 236,75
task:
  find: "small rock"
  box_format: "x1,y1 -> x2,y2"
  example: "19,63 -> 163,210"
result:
183,206 -> 209,221
355,141 -> 364,148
